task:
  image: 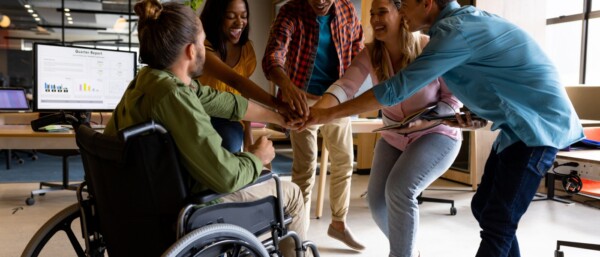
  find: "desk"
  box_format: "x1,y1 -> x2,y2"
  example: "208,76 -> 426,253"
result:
539,126 -> 600,202
557,150 -> 600,165
315,118 -> 383,218
0,125 -> 78,149
0,125 -> 287,150
545,150 -> 600,201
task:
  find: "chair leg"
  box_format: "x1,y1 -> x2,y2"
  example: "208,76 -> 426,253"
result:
26,155 -> 80,206
417,192 -> 457,215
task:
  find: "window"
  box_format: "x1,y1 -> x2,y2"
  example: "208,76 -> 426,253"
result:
546,0 -> 599,85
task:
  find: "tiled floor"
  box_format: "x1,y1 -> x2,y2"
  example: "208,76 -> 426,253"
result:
1,175 -> 600,257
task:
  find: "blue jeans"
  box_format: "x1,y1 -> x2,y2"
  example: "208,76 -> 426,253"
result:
368,134 -> 461,257
472,141 -> 558,257
210,117 -> 243,153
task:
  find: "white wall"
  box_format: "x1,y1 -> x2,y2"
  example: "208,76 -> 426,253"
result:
248,0 -> 272,92
476,0 -> 546,47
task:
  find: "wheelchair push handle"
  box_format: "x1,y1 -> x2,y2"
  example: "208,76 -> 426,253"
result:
119,121 -> 168,141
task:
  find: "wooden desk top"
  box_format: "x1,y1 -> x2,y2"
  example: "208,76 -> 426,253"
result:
581,119 -> 600,127
0,125 -> 75,138
0,112 -> 112,126
350,118 -> 383,133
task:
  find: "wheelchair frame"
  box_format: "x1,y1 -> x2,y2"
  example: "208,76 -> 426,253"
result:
21,120 -> 318,257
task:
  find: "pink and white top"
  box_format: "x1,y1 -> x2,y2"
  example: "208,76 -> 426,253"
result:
326,43 -> 462,151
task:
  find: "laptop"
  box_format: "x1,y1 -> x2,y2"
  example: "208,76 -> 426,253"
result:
0,88 -> 30,111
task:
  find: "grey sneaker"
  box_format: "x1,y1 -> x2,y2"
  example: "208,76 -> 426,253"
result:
327,224 -> 366,251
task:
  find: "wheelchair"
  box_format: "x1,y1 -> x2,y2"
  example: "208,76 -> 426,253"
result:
21,119 -> 319,257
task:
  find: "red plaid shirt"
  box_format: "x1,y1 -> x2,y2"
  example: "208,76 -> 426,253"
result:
262,0 -> 364,90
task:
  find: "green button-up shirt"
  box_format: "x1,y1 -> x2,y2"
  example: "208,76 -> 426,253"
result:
104,67 -> 262,193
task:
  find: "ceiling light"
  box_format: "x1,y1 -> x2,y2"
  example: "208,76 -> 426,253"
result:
24,4 -> 31,9
34,17 -> 40,21
68,21 -> 73,24
67,17 -> 72,20
32,13 -> 38,17
28,9 -> 34,13
113,17 -> 127,31
0,14 -> 10,28
64,9 -> 70,12
65,13 -> 71,17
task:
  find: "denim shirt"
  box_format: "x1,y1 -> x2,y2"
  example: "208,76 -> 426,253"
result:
372,1 -> 584,152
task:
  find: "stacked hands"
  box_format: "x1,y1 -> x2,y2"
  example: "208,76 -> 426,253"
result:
275,88 -> 487,133
253,90 -> 487,166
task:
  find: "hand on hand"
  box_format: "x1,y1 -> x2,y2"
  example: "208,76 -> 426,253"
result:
298,107 -> 332,131
281,86 -> 310,118
247,136 -> 275,166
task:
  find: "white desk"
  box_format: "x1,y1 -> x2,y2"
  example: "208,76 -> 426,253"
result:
314,118 -> 383,218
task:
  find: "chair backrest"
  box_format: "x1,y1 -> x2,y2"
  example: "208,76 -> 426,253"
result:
75,121 -> 192,257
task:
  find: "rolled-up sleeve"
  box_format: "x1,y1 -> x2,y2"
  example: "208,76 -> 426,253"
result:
326,49 -> 372,103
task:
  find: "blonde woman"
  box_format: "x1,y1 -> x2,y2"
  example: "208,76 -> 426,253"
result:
312,0 -> 462,256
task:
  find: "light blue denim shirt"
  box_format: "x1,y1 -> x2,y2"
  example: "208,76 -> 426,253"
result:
372,1 -> 583,152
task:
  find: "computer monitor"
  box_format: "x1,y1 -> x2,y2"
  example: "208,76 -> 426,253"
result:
33,43 -> 136,113
0,87 -> 30,111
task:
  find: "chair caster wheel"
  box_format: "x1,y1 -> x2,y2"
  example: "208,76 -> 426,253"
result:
17,159 -> 25,164
554,250 -> 564,257
450,207 -> 457,216
26,197 -> 35,206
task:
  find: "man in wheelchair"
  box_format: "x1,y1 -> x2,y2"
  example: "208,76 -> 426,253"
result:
22,1 -> 313,257
104,1 -> 311,256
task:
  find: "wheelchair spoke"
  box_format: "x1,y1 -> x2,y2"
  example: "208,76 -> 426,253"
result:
21,203 -> 95,257
163,224 -> 269,257
63,224 -> 86,256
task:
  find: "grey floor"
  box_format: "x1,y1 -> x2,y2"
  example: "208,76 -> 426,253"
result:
1,175 -> 600,257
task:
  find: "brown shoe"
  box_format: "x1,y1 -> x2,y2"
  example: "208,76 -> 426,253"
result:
327,224 -> 365,251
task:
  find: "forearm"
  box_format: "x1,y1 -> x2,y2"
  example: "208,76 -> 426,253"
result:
327,90 -> 383,120
313,93 -> 340,109
243,101 -> 284,126
230,77 -> 279,110
267,67 -> 294,92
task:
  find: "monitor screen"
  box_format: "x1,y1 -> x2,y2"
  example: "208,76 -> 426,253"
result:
33,43 -> 136,112
0,88 -> 30,110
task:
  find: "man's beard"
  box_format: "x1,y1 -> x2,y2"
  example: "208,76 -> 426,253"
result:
190,51 -> 205,78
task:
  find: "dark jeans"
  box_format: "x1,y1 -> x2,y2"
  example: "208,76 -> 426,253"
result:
210,117 -> 243,153
472,141 -> 558,257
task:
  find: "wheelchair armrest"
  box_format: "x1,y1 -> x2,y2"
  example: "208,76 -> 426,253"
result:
189,170 -> 275,204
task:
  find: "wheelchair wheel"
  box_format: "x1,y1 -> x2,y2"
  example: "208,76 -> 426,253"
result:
21,203 -> 104,257
162,223 -> 269,257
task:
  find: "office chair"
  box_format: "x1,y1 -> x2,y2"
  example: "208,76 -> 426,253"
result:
3,149 -> 37,169
555,240 -> 600,257
25,149 -> 80,205
417,192 -> 457,215
22,121 -> 319,257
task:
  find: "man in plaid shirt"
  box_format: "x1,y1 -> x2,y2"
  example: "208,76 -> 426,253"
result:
262,0 -> 365,251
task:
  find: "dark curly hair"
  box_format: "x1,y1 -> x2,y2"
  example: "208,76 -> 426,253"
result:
200,0 -> 250,61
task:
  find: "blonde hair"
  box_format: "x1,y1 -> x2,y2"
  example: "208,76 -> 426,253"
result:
370,0 -> 422,81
